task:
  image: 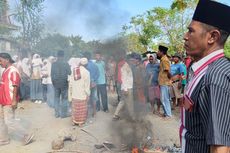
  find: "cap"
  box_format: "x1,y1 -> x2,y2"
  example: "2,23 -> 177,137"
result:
158,45 -> 168,54
192,0 -> 230,33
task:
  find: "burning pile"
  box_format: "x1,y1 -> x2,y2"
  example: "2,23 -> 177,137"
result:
111,117 -> 153,152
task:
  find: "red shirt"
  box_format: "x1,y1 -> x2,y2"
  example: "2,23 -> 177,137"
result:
0,66 -> 21,105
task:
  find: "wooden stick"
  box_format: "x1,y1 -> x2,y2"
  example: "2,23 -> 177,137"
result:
102,143 -> 113,153
47,150 -> 89,153
80,128 -> 99,142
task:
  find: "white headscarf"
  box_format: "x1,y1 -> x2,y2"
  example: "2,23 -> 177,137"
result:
12,55 -> 19,62
32,54 -> 43,67
48,56 -> 55,63
21,58 -> 31,77
80,58 -> 88,66
68,57 -> 81,70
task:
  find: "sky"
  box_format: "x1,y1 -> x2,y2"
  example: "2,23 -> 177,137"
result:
10,0 -> 230,41
42,0 -> 174,41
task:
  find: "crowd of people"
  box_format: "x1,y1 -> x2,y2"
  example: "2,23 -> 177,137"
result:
0,0 -> 229,152
0,46 -> 190,145
0,42 -> 217,147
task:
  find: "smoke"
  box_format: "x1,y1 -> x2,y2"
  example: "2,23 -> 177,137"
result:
43,0 -> 130,41
110,81 -> 153,150
111,110 -> 153,150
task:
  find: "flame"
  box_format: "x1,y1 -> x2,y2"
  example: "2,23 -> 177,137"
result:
132,146 -> 138,153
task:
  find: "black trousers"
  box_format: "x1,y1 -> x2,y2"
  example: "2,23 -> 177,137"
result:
96,84 -> 108,111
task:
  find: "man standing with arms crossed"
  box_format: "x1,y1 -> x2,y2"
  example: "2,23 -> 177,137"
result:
181,0 -> 230,153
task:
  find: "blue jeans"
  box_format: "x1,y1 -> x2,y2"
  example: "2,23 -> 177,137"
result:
54,87 -> 69,118
160,85 -> 172,117
47,84 -> 55,108
96,84 -> 108,112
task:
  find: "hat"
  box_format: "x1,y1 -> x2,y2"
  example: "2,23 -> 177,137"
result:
158,45 -> 168,54
172,53 -> 181,59
193,0 -> 230,33
0,53 -> 15,63
80,58 -> 88,65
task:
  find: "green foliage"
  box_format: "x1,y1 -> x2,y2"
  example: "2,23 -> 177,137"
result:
123,7 -> 190,54
122,0 -> 200,55
13,0 -> 44,50
171,0 -> 198,10
33,32 -> 130,59
224,39 -> 230,58
124,11 -> 161,52
0,0 -> 10,35
0,0 -> 7,17
0,24 -> 12,34
123,32 -> 148,53
34,33 -> 71,57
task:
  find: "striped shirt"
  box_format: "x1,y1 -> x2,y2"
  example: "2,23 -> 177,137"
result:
181,50 -> 230,153
0,66 -> 21,105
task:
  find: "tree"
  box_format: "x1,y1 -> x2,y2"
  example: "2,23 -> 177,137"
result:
121,0 -> 203,55
0,0 -> 9,35
123,7 -> 191,54
13,0 -> 44,51
121,32 -> 146,53
34,33 -> 71,57
122,12 -> 161,53
171,0 -> 198,11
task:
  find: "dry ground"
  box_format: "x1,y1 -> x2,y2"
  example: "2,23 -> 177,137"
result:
0,94 -> 180,153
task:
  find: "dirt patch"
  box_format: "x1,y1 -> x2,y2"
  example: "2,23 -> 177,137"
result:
0,95 -> 180,153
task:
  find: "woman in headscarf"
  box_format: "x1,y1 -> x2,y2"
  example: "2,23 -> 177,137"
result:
41,56 -> 55,108
30,54 -> 43,103
69,58 -> 90,126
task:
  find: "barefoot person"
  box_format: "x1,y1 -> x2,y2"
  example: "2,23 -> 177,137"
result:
0,53 -> 34,146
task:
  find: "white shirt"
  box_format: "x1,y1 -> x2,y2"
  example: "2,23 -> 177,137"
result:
121,62 -> 133,91
70,66 -> 90,100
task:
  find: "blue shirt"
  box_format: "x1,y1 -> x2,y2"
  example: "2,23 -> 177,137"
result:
170,63 -> 183,76
86,60 -> 99,83
180,63 -> 187,85
95,60 -> 106,84
146,63 -> 160,86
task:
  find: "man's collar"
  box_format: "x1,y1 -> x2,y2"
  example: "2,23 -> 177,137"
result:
161,55 -> 167,60
191,49 -> 224,72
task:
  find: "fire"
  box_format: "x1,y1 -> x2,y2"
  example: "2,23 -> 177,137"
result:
132,146 -> 138,153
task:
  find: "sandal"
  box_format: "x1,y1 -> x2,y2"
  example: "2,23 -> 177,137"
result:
0,140 -> 10,146
22,133 -> 34,145
112,115 -> 120,121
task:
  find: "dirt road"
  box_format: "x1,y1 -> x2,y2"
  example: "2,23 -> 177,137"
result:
0,95 -> 180,153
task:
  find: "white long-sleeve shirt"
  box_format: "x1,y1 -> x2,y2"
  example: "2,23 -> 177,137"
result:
121,62 -> 133,91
